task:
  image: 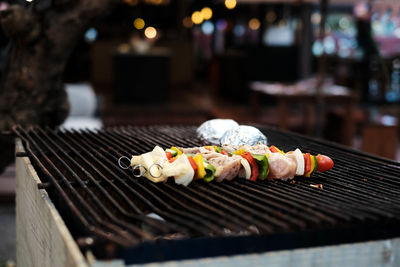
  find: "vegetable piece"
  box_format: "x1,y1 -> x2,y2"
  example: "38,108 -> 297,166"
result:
313,155 -> 318,172
203,160 -> 216,182
303,153 -> 311,175
241,152 -> 259,181
165,148 -> 177,157
215,146 -> 223,153
292,149 -> 304,176
193,154 -> 206,179
251,153 -> 269,180
188,156 -> 198,172
239,159 -> 251,179
142,152 -> 167,182
165,152 -> 172,160
170,147 -> 182,157
316,154 -> 334,172
152,146 -> 168,161
163,154 -> 194,186
204,146 -> 215,151
305,155 -> 317,177
232,148 -> 246,155
220,149 -> 229,156
270,145 -> 285,154
265,153 -> 270,176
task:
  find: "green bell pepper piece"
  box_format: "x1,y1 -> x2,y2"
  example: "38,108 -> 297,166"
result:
251,153 -> 269,180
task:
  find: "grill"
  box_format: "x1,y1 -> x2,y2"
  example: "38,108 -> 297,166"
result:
14,125 -> 400,264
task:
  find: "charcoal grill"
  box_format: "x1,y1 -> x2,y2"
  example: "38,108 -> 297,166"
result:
14,125 -> 400,266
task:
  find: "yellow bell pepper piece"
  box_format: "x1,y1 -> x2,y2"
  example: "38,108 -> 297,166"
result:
305,155 -> 316,177
170,147 -> 182,157
232,148 -> 246,155
193,154 -> 206,179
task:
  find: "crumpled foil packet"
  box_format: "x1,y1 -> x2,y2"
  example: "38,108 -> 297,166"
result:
220,125 -> 267,146
196,119 -> 239,144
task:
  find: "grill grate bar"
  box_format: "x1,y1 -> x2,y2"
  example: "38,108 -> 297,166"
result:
67,130 -> 222,236
196,182 -> 302,229
53,129 -> 179,235
30,128 -> 149,242
161,183 -> 258,233
229,181 -> 339,224
236,179 -> 355,222
14,126 -> 136,246
14,125 -> 400,256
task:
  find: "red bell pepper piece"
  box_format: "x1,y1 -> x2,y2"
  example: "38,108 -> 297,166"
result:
304,153 -> 311,174
270,146 -> 278,153
241,152 -> 259,181
188,156 -> 198,172
165,151 -> 172,160
220,149 -> 228,156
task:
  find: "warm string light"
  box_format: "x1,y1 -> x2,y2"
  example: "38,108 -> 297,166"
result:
225,0 -> 236,10
134,18 -> 145,30
191,11 -> 204,25
201,7 -> 213,20
144,26 -> 157,39
248,18 -> 260,30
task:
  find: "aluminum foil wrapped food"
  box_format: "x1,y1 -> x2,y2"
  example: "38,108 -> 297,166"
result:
196,119 -> 239,144
220,125 -> 267,146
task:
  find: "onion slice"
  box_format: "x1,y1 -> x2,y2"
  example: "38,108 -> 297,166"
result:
292,148 -> 304,176
240,158 -> 251,179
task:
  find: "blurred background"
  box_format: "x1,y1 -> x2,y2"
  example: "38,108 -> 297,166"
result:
1,0 -> 400,263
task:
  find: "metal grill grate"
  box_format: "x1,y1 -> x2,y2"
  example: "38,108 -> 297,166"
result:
14,125 -> 400,263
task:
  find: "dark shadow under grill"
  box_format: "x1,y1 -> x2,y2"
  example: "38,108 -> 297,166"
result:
14,125 -> 400,264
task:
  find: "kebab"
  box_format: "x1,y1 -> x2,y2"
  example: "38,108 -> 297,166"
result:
128,144 -> 334,186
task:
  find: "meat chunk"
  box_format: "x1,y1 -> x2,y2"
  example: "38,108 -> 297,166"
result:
268,153 -> 297,180
241,144 -> 270,155
180,147 -> 206,154
208,155 -> 242,182
180,147 -> 221,160
222,144 -> 270,155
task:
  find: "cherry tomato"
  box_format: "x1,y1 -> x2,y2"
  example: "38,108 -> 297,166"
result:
303,153 -> 311,174
188,156 -> 198,172
316,154 -> 334,172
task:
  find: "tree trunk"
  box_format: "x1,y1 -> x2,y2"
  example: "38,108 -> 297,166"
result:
0,0 -> 119,172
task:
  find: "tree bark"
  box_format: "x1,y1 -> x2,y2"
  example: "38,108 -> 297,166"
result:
0,0 -> 119,172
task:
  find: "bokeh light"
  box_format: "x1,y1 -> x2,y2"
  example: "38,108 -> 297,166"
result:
134,18 -> 145,30
248,18 -> 260,30
183,17 -> 193,28
84,28 -> 98,43
216,19 -> 227,31
192,11 -> 204,25
265,10 -> 276,24
233,25 -> 245,37
201,7 -> 213,20
124,0 -> 139,6
144,27 -> 157,39
201,21 -> 214,35
225,0 -> 236,10
311,12 -> 321,25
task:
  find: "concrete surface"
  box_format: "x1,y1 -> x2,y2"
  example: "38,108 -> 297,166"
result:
0,204 -> 15,263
